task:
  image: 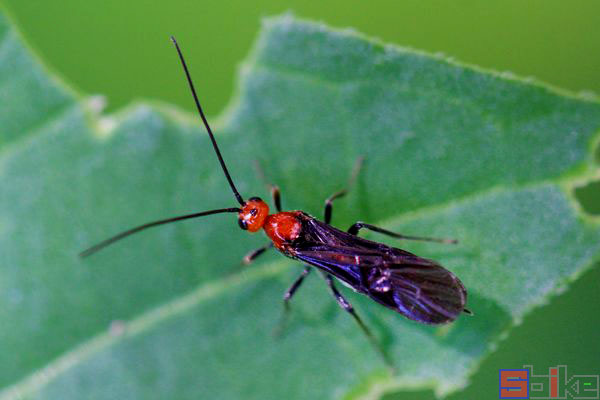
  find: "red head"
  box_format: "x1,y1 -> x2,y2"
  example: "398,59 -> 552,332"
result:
238,197 -> 270,232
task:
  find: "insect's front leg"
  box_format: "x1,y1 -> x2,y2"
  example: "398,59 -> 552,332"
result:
253,160 -> 282,212
270,185 -> 282,212
242,243 -> 273,265
319,272 -> 393,368
347,222 -> 457,244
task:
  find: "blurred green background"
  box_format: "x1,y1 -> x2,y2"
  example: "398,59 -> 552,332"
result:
1,1 -> 598,398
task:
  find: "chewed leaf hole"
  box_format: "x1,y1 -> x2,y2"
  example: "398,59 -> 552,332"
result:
574,179 -> 600,215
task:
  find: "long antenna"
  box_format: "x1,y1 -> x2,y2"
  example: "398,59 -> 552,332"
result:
80,207 -> 240,258
170,36 -> 244,206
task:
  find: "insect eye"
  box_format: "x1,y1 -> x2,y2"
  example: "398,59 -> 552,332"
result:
238,218 -> 248,230
250,209 -> 258,216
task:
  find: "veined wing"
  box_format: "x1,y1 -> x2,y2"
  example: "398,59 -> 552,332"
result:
291,214 -> 467,324
372,258 -> 467,324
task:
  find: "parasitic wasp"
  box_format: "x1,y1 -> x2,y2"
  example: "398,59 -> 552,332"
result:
81,37 -> 470,367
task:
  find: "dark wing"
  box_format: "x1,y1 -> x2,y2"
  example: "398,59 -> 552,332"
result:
291,214 -> 467,324
369,257 -> 467,324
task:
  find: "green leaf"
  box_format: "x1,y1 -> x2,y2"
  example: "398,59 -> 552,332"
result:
1,12 -> 600,399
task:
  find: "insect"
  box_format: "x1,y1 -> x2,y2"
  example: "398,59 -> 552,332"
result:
81,37 -> 470,366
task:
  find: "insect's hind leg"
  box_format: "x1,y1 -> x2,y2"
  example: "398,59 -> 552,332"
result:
348,222 -> 457,244
324,156 -> 364,224
274,266 -> 312,336
320,272 -> 393,368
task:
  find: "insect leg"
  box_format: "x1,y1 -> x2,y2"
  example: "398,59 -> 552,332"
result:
254,160 -> 282,211
270,185 -> 282,212
283,266 -> 312,307
324,156 -> 364,224
348,222 -> 457,244
320,272 -> 393,368
274,266 -> 312,336
324,191 -> 344,225
242,243 -> 273,265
